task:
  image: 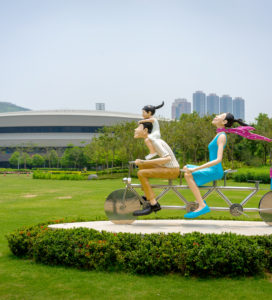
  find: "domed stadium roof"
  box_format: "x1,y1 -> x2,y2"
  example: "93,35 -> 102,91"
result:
0,110 -> 141,147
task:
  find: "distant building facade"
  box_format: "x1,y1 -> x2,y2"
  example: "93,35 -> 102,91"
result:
220,95 -> 232,114
95,103 -> 105,111
193,91 -> 206,117
0,110 -> 141,166
233,97 -> 245,120
206,93 -> 219,115
0,110 -> 141,148
171,98 -> 191,119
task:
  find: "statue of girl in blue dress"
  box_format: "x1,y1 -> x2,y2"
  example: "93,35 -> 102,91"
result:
182,113 -> 248,218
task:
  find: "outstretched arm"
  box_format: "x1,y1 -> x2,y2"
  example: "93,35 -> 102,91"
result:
183,134 -> 226,173
138,117 -> 155,124
135,156 -> 171,167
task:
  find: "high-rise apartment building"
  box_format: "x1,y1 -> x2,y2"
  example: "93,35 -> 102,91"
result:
172,91 -> 245,119
220,95 -> 232,114
171,98 -> 191,119
233,97 -> 245,120
206,93 -> 219,115
95,103 -> 105,111
193,91 -> 206,117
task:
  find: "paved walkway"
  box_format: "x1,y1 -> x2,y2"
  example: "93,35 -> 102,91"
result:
49,219 -> 272,236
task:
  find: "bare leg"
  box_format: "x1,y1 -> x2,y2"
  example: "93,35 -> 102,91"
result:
184,172 -> 205,212
144,138 -> 156,154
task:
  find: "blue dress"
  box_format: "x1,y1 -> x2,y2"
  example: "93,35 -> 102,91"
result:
186,132 -> 227,186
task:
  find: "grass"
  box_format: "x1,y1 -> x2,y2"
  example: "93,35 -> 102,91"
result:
1,175 -> 272,299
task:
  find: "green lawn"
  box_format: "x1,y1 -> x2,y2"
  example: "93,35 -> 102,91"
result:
1,175 -> 272,300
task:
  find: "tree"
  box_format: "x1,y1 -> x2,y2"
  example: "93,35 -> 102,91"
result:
84,137 -> 103,170
81,113 -> 272,169
255,113 -> 272,165
9,151 -> 20,169
49,150 -> 59,168
61,145 -> 87,168
19,152 -> 32,169
32,154 -> 45,167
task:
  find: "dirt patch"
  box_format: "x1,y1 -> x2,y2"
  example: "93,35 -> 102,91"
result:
265,272 -> 272,283
22,194 -> 37,198
57,196 -> 72,199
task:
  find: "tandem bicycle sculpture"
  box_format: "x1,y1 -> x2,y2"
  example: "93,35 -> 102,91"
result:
105,109 -> 272,225
104,161 -> 272,225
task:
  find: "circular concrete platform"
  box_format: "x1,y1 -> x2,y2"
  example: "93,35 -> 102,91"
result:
48,219 -> 272,236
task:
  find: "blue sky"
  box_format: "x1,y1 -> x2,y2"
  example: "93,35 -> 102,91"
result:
0,0 -> 271,121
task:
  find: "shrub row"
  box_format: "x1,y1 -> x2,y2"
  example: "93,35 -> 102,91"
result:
32,171 -> 88,180
1,167 -> 87,172
0,168 -> 30,174
96,168 -> 129,175
94,173 -> 131,180
47,170 -> 95,175
32,167 -> 272,183
33,168 -> 83,171
6,220 -> 272,277
32,171 -> 132,180
32,167 -> 138,180
232,168 -> 271,184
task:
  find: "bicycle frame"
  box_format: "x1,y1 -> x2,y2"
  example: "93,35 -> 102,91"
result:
124,161 -> 263,214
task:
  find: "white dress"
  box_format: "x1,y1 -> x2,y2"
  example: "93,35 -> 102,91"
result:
148,118 -> 161,140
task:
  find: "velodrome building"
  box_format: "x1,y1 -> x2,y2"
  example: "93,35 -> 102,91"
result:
0,110 -> 141,147
0,110 -> 141,164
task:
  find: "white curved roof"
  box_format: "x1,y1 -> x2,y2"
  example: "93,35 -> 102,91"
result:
0,110 -> 142,147
0,109 -> 141,127
0,110 -> 141,119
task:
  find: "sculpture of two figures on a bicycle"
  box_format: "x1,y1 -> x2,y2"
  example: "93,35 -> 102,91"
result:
105,105 -> 272,225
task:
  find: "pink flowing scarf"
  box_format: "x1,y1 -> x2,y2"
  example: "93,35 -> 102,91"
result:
217,126 -> 272,142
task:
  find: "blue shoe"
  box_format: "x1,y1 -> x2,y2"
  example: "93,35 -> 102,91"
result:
184,204 -> 210,219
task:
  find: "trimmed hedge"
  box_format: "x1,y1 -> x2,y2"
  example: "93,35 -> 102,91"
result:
0,168 -> 31,174
96,168 -> 129,175
32,167 -> 138,180
6,220 -> 272,277
233,168 -> 271,184
33,171 -> 88,180
32,171 -> 130,180
33,168 -> 83,171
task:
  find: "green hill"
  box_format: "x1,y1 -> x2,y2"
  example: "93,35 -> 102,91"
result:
0,102 -> 30,113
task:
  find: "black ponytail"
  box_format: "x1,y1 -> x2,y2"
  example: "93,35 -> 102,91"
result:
154,101 -> 164,110
225,113 -> 248,127
142,101 -> 164,116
